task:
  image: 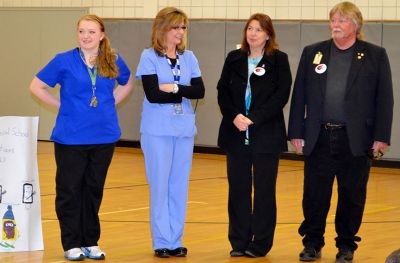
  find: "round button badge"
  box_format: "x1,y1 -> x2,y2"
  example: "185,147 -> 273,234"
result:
254,67 -> 265,76
315,64 -> 327,74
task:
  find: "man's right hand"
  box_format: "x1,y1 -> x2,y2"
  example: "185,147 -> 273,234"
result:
290,139 -> 304,154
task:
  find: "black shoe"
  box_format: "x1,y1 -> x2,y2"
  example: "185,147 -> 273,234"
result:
154,248 -> 170,258
244,248 -> 264,258
299,247 -> 321,261
336,248 -> 353,262
169,247 -> 187,257
230,250 -> 245,257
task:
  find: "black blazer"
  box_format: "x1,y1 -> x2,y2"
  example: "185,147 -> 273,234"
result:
288,39 -> 394,156
217,49 -> 292,153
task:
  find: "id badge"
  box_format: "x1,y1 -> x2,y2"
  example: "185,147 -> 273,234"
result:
173,103 -> 184,115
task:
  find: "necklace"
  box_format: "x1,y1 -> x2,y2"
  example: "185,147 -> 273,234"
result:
79,48 -> 98,107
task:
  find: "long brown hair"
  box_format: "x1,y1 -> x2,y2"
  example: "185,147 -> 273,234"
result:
151,7 -> 188,56
77,14 -> 119,78
240,13 -> 279,55
329,1 -> 365,40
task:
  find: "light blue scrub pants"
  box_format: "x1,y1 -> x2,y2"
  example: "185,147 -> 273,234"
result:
141,133 -> 194,250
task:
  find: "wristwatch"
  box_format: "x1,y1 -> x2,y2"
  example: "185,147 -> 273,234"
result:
172,84 -> 179,94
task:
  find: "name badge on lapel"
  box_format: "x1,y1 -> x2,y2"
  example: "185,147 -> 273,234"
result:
313,52 -> 323,64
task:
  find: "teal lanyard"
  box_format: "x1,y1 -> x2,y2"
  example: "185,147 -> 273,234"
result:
79,48 -> 98,107
86,66 -> 97,87
244,56 -> 262,145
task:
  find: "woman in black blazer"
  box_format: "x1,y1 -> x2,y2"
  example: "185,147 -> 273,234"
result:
217,13 -> 292,258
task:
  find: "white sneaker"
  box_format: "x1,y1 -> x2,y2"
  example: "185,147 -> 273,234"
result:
81,246 -> 106,260
64,248 -> 85,261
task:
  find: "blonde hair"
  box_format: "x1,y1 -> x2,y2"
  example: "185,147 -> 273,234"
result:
240,13 -> 279,55
77,14 -> 119,78
329,1 -> 365,40
151,7 -> 188,56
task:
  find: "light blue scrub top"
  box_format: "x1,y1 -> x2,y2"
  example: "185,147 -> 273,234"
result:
36,48 -> 131,145
136,48 -> 202,137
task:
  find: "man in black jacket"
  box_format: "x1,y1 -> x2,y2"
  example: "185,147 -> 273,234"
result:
288,2 -> 393,262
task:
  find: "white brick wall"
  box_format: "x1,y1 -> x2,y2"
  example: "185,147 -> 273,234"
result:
0,0 -> 398,19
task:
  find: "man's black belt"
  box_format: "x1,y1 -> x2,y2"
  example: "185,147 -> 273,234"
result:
322,123 -> 346,130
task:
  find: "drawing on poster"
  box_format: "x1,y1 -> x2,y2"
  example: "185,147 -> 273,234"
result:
22,183 -> 35,204
0,205 -> 19,249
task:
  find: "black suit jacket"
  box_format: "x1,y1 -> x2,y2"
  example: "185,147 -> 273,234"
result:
288,39 -> 394,156
217,49 -> 292,153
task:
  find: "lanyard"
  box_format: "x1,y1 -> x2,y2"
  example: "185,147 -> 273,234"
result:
166,53 -> 183,115
86,66 -> 97,87
79,48 -> 98,107
244,56 -> 262,145
166,54 -> 180,84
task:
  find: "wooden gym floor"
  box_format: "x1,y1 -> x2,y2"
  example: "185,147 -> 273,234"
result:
1,141 -> 399,263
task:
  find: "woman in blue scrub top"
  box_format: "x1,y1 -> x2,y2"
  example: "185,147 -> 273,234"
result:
29,14 -> 133,261
136,7 -> 205,258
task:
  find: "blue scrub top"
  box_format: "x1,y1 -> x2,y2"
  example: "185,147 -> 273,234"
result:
136,48 -> 202,137
36,48 -> 131,145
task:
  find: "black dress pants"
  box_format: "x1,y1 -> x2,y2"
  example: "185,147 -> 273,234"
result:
299,127 -> 370,251
227,150 -> 280,256
54,142 -> 115,251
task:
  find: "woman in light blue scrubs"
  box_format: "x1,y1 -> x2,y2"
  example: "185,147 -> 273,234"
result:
136,6 -> 205,258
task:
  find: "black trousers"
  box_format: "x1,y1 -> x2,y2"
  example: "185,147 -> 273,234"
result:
226,150 -> 280,256
300,127 -> 371,251
54,142 -> 115,251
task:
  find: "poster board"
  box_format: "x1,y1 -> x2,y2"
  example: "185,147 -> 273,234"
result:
0,116 -> 43,252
